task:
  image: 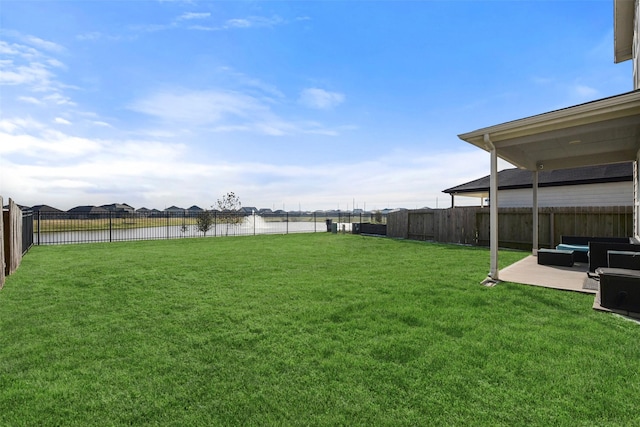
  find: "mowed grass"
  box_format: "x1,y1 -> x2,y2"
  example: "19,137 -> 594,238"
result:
2,233 -> 640,426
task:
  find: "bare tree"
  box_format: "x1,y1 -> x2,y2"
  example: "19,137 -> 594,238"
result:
195,210 -> 214,237
215,192 -> 242,236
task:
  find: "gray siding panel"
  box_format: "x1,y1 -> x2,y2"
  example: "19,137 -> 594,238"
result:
497,182 -> 633,208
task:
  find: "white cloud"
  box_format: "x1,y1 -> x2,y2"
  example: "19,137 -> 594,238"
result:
299,88 -> 345,110
0,41 -> 37,57
0,112 -> 501,211
54,117 -> 71,125
76,32 -> 102,41
43,93 -> 76,106
226,19 -> 252,28
23,35 -> 64,53
129,88 -> 268,124
0,36 -> 70,98
1,117 -> 100,159
91,120 -> 112,128
224,15 -> 284,29
572,84 -> 599,99
178,12 -> 210,21
18,96 -> 42,105
0,60 -> 55,88
0,117 -> 44,134
46,58 -> 65,69
217,66 -> 285,99
128,87 -> 344,137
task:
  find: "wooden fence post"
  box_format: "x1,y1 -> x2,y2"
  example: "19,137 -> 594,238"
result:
4,199 -> 23,276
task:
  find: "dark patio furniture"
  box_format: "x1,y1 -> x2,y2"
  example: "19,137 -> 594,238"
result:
556,243 -> 589,263
607,250 -> 640,271
589,241 -> 640,273
560,236 -> 629,263
561,236 -> 629,246
537,248 -> 574,267
596,267 -> 640,314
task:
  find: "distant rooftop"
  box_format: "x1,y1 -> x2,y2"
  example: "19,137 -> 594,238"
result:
443,162 -> 633,195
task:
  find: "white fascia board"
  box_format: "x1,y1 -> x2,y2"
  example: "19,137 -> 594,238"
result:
458,90 -> 640,151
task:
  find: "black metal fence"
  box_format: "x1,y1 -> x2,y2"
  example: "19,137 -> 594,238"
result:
29,210 -> 387,245
22,210 -> 34,254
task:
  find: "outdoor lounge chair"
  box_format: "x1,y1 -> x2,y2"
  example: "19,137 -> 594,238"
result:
559,236 -> 629,264
588,241 -> 640,273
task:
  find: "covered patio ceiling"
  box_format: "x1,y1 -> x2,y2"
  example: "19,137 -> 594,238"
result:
457,89 -> 640,283
458,90 -> 640,172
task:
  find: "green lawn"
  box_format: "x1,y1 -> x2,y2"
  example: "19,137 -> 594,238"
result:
1,234 -> 639,426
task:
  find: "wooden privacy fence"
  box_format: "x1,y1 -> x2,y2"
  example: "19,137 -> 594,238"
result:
1,197 -> 24,289
387,206 -> 633,250
387,208 -> 480,245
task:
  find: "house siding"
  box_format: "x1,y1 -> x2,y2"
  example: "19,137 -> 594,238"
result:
496,182 -> 633,208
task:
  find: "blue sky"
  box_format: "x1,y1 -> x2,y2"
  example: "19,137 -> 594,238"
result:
0,0 -> 633,211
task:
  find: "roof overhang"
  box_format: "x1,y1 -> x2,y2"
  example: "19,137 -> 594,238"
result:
448,191 -> 488,199
458,91 -> 640,171
614,0 -> 634,63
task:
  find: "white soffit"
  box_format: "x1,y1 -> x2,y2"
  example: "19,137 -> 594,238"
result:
614,0 -> 634,63
458,91 -> 640,172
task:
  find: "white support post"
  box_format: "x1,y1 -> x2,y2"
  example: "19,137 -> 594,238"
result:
635,158 -> 639,239
484,134 -> 499,284
532,170 -> 539,254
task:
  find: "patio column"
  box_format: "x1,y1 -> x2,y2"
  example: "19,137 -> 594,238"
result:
485,134 -> 499,283
532,170 -> 539,254
635,158 -> 639,239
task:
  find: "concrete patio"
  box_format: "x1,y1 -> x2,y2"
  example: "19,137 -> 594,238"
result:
499,255 -> 596,294
499,254 -> 640,321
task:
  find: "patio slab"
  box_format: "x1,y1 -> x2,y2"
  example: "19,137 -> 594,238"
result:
498,255 -> 596,294
500,255 -> 640,322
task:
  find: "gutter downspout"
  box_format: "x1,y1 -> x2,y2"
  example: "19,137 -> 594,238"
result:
532,169 -> 539,255
483,133 -> 500,285
635,156 -> 639,240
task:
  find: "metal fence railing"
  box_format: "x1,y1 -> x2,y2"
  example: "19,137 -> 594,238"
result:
30,211 -> 388,245
22,210 -> 34,254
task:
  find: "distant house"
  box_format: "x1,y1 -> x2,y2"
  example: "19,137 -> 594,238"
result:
30,204 -> 67,219
68,205 -> 110,219
380,209 -> 397,215
164,206 -> 185,215
442,163 -> 633,208
101,203 -> 135,217
136,207 -> 151,216
239,207 -> 257,215
258,208 -> 273,215
186,205 -> 204,217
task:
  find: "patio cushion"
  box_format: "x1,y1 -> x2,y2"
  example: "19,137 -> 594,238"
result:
556,244 -> 589,263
